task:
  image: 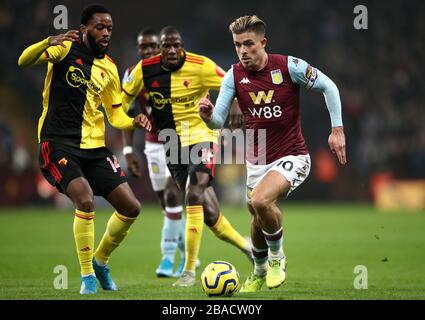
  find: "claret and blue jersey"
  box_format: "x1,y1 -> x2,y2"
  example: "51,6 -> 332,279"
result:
207,54 -> 343,164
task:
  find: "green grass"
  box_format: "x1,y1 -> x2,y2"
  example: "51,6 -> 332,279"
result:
0,204 -> 424,300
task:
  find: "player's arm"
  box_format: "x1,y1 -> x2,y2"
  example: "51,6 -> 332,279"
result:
121,68 -> 141,177
18,30 -> 79,67
103,67 -> 152,132
288,56 -> 346,165
121,69 -> 138,143
199,67 -> 236,129
201,56 -> 226,90
121,62 -> 145,113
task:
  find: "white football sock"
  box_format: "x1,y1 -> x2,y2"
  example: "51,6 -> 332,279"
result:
160,206 -> 183,262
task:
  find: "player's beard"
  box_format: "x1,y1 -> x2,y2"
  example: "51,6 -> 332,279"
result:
87,32 -> 108,58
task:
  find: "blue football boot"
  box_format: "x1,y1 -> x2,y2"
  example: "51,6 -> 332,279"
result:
80,274 -> 97,294
92,258 -> 118,291
156,258 -> 174,277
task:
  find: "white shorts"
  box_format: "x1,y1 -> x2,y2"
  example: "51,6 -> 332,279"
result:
246,154 -> 311,203
144,141 -> 172,192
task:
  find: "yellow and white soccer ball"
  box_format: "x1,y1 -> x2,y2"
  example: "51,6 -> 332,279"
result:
200,261 -> 240,297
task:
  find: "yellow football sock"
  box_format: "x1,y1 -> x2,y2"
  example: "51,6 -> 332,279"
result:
73,210 -> 95,276
94,211 -> 136,265
210,213 -> 250,252
184,205 -> 204,272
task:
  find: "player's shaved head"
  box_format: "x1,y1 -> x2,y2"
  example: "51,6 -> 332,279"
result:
159,26 -> 181,39
229,15 -> 266,37
138,28 -> 156,38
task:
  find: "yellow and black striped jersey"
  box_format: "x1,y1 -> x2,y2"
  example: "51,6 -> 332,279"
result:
19,37 -> 134,149
122,51 -> 224,147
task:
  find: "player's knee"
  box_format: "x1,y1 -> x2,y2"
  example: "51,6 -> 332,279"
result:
121,199 -> 141,218
204,210 -> 219,226
186,186 -> 204,205
75,196 -> 95,213
164,186 -> 181,206
202,199 -> 218,226
250,194 -> 269,213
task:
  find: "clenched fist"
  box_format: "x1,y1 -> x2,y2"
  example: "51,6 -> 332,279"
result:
199,97 -> 214,122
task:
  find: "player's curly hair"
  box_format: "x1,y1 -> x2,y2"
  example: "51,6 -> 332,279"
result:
229,15 -> 266,36
80,4 -> 110,25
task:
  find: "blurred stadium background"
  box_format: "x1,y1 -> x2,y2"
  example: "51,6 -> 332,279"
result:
0,0 -> 424,300
0,0 -> 424,209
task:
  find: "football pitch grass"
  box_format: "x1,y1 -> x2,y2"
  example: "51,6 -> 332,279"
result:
0,204 -> 424,300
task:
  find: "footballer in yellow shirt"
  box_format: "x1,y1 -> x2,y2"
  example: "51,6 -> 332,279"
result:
122,26 -> 251,287
18,4 -> 151,295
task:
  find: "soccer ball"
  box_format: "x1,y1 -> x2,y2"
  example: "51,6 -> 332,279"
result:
200,261 -> 240,297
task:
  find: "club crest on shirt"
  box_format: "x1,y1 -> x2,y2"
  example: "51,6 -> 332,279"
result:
183,80 -> 191,88
58,157 -> 68,166
271,69 -> 283,85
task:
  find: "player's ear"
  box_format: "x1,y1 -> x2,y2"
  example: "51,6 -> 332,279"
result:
80,24 -> 87,35
261,37 -> 267,48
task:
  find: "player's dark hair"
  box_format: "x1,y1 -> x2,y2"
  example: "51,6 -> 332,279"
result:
159,26 -> 180,38
80,4 -> 110,25
138,28 -> 157,38
229,15 -> 266,36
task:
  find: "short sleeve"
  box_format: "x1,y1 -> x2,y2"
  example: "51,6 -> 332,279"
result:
122,62 -> 145,112
202,57 -> 225,90
102,66 -> 122,110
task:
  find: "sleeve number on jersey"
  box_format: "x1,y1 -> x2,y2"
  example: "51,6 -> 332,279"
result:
248,105 -> 282,119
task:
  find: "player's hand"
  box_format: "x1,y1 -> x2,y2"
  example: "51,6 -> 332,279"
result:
328,126 -> 347,165
199,97 -> 214,122
125,153 -> 141,177
229,100 -> 245,131
48,30 -> 80,48
133,114 -> 152,131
